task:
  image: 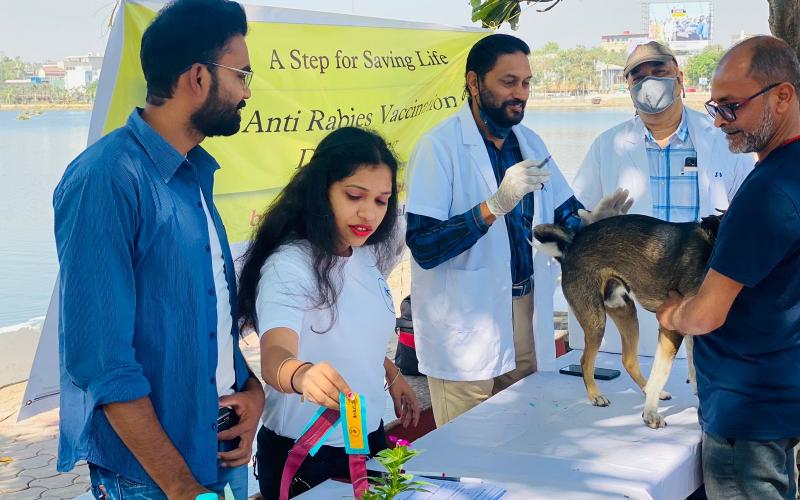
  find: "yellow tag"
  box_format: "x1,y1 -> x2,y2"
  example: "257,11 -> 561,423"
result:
344,393 -> 365,450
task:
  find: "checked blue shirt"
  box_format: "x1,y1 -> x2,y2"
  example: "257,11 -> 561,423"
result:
407,131 -> 584,296
54,109 -> 252,487
644,111 -> 700,222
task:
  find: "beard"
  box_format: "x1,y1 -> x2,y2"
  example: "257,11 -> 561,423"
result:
190,76 -> 246,137
723,101 -> 775,154
477,81 -> 526,128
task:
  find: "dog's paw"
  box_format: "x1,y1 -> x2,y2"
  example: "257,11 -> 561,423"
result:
589,393 -> 611,407
642,409 -> 667,429
659,390 -> 672,401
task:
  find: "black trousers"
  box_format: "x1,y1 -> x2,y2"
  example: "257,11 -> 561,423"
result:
254,422 -> 387,499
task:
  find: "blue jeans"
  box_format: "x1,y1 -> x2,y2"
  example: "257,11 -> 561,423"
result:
702,431 -> 799,500
89,463 -> 248,500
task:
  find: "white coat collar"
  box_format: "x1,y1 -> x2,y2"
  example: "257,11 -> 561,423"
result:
455,100 -> 499,191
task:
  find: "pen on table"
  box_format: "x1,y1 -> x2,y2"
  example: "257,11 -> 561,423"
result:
401,470 -> 485,484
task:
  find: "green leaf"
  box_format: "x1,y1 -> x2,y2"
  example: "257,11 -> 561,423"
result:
508,4 -> 522,30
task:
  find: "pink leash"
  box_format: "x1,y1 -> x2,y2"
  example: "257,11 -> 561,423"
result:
279,408 -> 369,499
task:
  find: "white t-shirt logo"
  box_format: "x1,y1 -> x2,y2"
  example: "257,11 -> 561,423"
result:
378,277 -> 395,314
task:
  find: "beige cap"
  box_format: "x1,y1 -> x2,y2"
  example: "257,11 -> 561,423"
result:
623,41 -> 677,78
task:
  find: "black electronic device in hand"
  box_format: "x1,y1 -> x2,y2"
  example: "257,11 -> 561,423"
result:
559,364 -> 620,380
218,406 -> 239,431
217,406 -> 240,453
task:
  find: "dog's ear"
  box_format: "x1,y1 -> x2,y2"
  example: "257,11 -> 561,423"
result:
533,224 -> 573,263
700,214 -> 723,241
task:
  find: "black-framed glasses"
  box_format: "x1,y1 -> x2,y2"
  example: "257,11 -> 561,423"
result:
202,61 -> 254,89
705,82 -> 781,122
180,61 -> 254,89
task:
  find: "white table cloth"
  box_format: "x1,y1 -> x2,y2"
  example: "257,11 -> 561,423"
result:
299,350 -> 702,499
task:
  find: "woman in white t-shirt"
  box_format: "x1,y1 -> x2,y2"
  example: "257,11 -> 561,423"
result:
237,127 -> 421,499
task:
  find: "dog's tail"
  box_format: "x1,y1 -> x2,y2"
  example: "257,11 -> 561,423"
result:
533,224 -> 574,263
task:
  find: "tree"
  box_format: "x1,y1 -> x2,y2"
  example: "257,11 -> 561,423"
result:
85,80 -> 99,103
684,45 -> 725,86
768,0 -> 800,61
0,56 -> 26,82
528,43 -> 623,93
470,0 -> 564,29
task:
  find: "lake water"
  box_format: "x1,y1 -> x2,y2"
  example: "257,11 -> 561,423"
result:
0,107 -> 636,328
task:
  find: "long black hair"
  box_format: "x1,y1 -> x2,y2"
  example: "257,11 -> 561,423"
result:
237,126 -> 399,330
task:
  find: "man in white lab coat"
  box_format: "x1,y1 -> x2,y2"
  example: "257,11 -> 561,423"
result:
405,34 -> 631,426
570,41 -> 754,355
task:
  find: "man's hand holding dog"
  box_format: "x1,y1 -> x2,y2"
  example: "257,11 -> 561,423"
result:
656,291 -> 684,332
578,188 -> 634,226
657,270 -> 743,335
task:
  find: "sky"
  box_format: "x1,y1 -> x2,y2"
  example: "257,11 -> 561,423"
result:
0,0 -> 771,62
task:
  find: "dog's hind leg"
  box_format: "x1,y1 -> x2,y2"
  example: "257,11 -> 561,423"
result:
642,328 -> 684,429
571,292 -> 610,407
604,279 -> 648,392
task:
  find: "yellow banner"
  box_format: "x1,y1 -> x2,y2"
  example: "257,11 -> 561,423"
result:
102,2 -> 487,243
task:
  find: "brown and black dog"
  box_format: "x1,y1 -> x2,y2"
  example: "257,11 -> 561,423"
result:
534,213 -> 722,428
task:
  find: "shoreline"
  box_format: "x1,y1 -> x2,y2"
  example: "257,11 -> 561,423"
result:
527,92 -> 711,113
0,103 -> 92,112
0,93 -> 712,114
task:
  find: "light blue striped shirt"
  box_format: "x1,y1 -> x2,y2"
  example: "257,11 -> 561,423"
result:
644,111 -> 700,222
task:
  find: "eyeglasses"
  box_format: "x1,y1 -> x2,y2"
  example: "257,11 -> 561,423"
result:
202,62 -> 254,89
180,62 -> 254,89
704,82 -> 781,122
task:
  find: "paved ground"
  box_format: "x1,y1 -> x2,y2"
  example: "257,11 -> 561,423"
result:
0,256 -> 567,499
0,381 -> 89,499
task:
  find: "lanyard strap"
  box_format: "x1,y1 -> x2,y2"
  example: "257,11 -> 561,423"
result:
279,408 -> 368,499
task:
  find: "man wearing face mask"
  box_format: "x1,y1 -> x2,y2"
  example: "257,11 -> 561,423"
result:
575,41 -> 753,223
404,34 -> 633,426
569,41 -> 754,355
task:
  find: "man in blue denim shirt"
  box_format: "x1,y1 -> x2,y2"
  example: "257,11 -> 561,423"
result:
53,1 -> 264,498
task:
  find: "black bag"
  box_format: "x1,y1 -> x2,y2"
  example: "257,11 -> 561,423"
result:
394,295 -> 422,376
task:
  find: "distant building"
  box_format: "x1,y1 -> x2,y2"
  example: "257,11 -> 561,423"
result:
65,65 -> 101,90
63,53 -> 103,72
595,61 -> 625,91
38,64 -> 64,77
37,64 -> 65,87
601,31 -> 650,53
729,31 -> 755,47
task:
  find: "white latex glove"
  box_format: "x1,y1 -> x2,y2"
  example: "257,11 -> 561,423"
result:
486,157 -> 552,217
578,187 -> 634,226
